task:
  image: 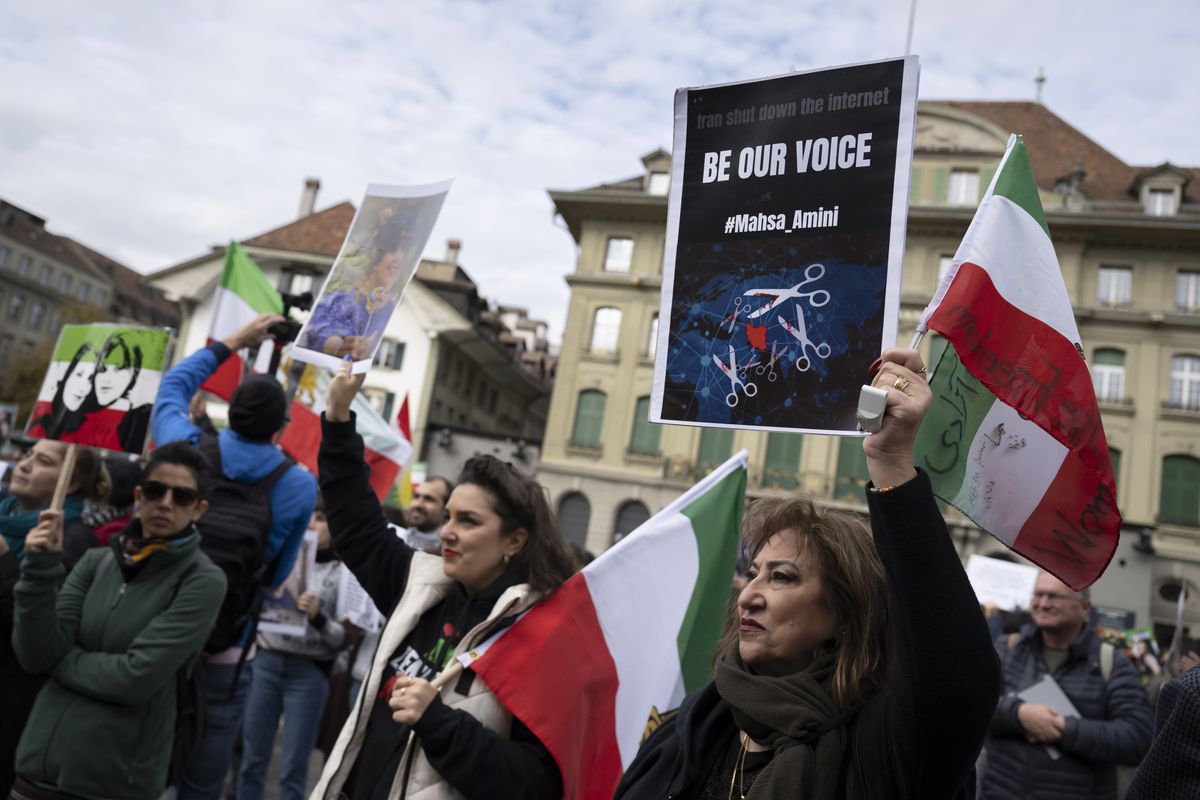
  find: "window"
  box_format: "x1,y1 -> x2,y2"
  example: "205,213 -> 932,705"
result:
0,245 -> 9,266
46,310 -> 60,335
947,170 -> 980,205
17,255 -> 32,277
571,390 -> 606,447
36,264 -> 51,285
647,172 -> 670,195
590,307 -> 622,353
362,388 -> 395,421
1160,455 -> 1200,526
937,254 -> 954,286
1177,271 -> 1200,313
57,273 -> 73,294
646,313 -> 659,357
76,283 -> 90,302
628,396 -> 661,455
697,427 -> 734,470
835,437 -> 870,501
1170,356 -> 1200,410
28,302 -> 45,331
557,492 -> 590,547
763,433 -> 803,489
603,237 -> 634,273
0,336 -> 10,362
377,339 -> 406,370
1097,266 -> 1132,308
1091,348 -> 1125,403
289,273 -> 315,295
94,289 -> 108,306
1109,448 -> 1121,491
613,500 -> 651,544
7,293 -> 25,322
1147,188 -> 1177,217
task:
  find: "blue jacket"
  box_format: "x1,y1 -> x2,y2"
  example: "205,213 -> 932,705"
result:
151,342 -> 317,590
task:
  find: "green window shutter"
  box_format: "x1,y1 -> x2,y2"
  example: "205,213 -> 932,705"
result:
1093,348 -> 1125,366
764,433 -> 803,489
697,428 -> 734,469
1109,448 -> 1121,491
572,390 -> 607,447
835,437 -> 870,501
978,165 -> 997,200
909,166 -> 925,203
382,392 -> 395,422
931,166 -> 951,204
1161,456 -> 1200,526
629,397 -> 661,455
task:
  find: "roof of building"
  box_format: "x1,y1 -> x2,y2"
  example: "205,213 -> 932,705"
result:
0,201 -> 108,281
242,201 -> 357,256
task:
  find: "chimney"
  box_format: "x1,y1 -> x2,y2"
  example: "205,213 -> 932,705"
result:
445,238 -> 462,265
298,177 -> 321,218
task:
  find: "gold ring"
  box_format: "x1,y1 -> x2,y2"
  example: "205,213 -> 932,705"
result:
892,376 -> 911,393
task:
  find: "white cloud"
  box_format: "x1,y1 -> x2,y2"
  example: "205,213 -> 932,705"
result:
2,0 -> 1196,342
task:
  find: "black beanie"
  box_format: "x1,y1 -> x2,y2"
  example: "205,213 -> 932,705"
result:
228,375 -> 287,442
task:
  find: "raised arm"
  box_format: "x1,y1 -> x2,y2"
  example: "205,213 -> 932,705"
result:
858,349 -> 1002,798
318,358 -> 415,615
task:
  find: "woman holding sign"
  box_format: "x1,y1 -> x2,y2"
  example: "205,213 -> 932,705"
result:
311,358 -> 576,800
616,348 -> 1000,800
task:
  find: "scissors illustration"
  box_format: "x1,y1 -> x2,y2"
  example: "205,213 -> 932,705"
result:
778,306 -> 831,371
721,296 -> 745,333
713,344 -> 758,407
755,341 -> 787,382
742,263 -> 830,319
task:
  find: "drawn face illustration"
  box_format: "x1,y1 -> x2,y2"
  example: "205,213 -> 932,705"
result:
94,360 -> 134,406
62,360 -> 94,412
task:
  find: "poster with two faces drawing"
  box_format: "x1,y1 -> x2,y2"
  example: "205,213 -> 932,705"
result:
650,57 -> 919,435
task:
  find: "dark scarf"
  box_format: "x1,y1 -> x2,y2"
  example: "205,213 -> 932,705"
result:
0,494 -> 84,561
109,518 -> 198,581
713,648 -> 854,800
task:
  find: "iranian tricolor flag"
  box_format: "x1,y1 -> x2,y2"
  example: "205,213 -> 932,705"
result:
915,134 -> 1120,590
201,242 -> 283,399
458,451 -> 747,799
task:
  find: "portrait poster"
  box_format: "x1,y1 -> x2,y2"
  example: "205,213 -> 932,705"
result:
24,324 -> 175,454
259,529 -> 319,637
290,181 -> 451,374
651,57 -> 919,434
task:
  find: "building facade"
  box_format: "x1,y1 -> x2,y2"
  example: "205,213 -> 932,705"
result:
537,102 -> 1200,637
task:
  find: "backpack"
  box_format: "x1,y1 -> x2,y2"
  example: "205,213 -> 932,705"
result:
197,433 -> 294,653
1005,631 -> 1116,681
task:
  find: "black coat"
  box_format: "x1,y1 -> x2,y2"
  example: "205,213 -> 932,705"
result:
616,471 -> 1001,800
1126,664 -> 1200,800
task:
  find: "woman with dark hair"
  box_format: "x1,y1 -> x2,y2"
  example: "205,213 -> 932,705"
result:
27,343 -> 95,441
615,348 -> 1001,800
91,332 -> 152,452
311,359 -> 577,800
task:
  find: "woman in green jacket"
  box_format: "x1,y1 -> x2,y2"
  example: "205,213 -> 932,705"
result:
9,441 -> 227,800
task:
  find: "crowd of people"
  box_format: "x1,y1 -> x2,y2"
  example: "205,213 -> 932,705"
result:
0,314 -> 1198,800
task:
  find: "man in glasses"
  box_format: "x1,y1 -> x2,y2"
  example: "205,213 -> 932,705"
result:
10,441 -> 227,800
979,570 -> 1152,800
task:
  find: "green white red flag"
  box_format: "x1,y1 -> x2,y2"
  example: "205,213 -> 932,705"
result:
458,451 -> 748,799
201,241 -> 283,399
915,134 -> 1120,590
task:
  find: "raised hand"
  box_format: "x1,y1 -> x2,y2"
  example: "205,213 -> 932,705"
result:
864,347 -> 931,490
326,357 -> 366,422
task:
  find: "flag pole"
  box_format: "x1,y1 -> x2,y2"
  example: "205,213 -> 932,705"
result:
904,0 -> 918,55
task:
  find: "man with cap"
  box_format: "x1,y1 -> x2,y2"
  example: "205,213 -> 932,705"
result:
152,313 -> 317,800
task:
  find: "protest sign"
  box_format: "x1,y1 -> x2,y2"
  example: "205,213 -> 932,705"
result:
290,181 -> 451,374
336,567 -> 383,633
651,57 -> 918,434
25,324 -> 174,454
0,402 -> 19,442
259,529 -> 319,636
965,554 -> 1039,611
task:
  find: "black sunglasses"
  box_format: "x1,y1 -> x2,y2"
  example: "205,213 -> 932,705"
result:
140,480 -> 202,508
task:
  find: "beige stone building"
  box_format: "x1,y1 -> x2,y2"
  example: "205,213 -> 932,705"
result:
537,102 -> 1200,638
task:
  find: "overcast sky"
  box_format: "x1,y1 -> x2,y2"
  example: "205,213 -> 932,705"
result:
3,1 -> 1195,342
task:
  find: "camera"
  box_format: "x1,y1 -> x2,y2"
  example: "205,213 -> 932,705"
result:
268,291 -> 314,344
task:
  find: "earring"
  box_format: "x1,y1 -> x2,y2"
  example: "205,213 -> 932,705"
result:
503,553 -> 511,564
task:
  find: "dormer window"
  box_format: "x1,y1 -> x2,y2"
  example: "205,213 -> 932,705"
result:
1147,188 -> 1178,217
646,171 -> 670,195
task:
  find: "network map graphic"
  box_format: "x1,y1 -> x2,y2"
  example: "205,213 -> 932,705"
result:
659,237 -> 886,432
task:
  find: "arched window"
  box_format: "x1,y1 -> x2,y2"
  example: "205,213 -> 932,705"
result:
834,437 -> 870,501
628,396 -> 661,456
697,427 -> 734,470
613,500 -> 651,545
558,492 -> 591,547
1092,348 -> 1125,403
1169,355 -> 1200,410
590,307 -> 622,353
763,432 -> 803,490
1160,455 -> 1200,527
571,390 -> 606,447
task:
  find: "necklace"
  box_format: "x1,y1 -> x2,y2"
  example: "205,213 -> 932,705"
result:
727,731 -> 749,800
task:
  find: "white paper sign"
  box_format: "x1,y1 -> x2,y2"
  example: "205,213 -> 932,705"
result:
336,567 -> 384,633
966,554 -> 1039,611
259,530 -> 319,636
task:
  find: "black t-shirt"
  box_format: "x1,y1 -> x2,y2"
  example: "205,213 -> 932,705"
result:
347,573 -> 517,800
698,734 -> 773,800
